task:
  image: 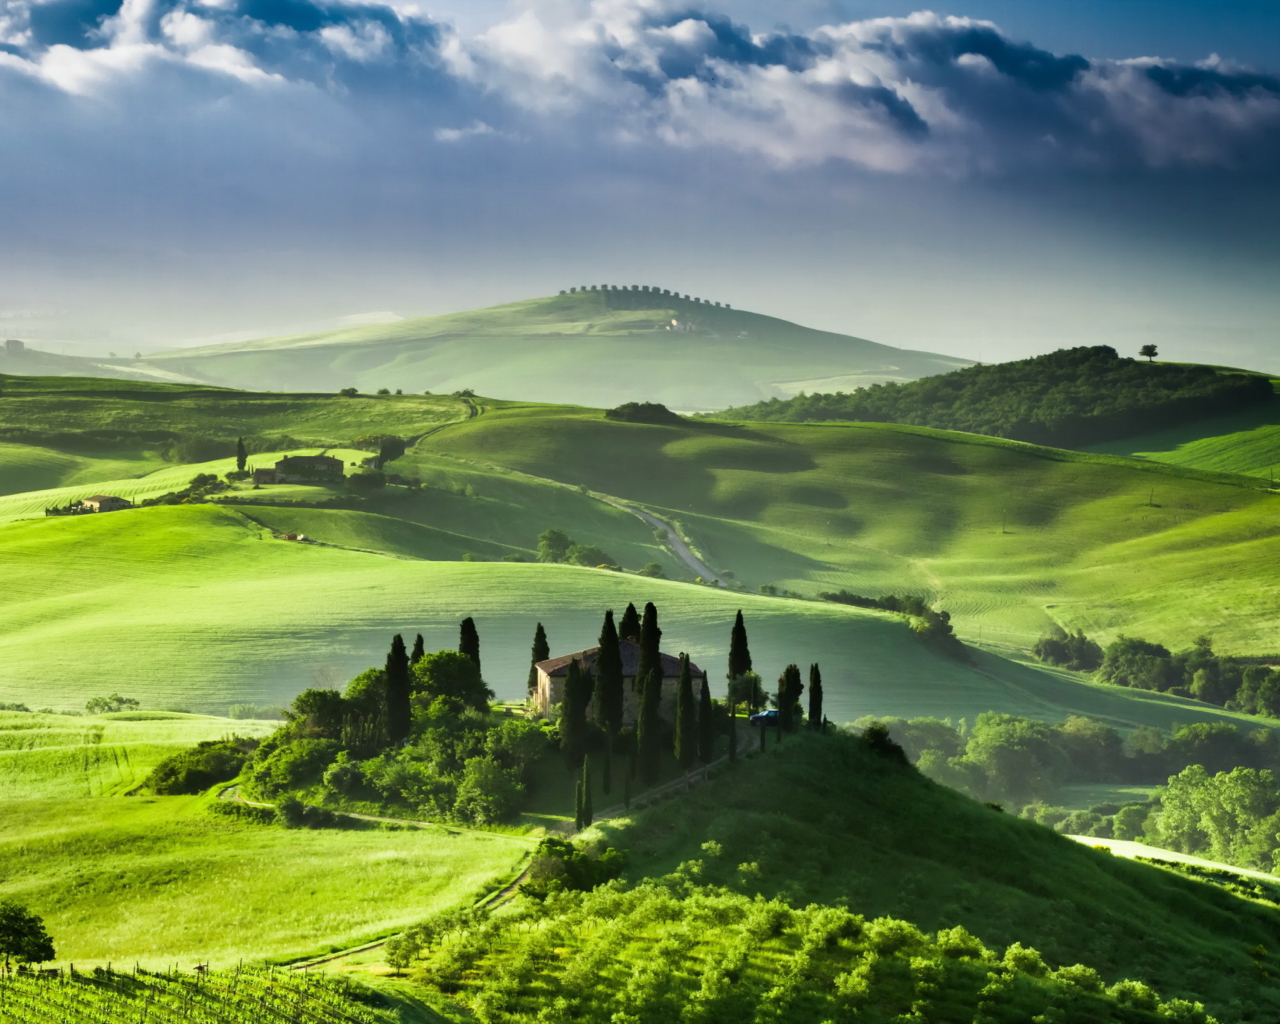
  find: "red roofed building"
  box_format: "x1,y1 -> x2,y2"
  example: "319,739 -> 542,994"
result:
534,640 -> 707,725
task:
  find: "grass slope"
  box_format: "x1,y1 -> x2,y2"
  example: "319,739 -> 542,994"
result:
0,441 -> 167,497
1089,390 -> 1280,480
0,794 -> 526,966
0,504 -> 1267,738
416,404 -> 1280,651
143,292 -> 970,410
0,710 -> 277,800
598,730 -> 1280,1018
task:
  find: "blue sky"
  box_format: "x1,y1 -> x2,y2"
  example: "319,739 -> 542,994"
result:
0,0 -> 1276,368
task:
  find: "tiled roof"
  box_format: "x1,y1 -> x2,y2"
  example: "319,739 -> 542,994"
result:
536,638 -> 704,678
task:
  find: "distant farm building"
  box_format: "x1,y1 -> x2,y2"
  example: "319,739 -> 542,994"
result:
253,454 -> 345,485
45,494 -> 132,516
3,339 -> 24,354
534,641 -> 707,726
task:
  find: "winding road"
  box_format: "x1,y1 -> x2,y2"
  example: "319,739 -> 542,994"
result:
603,499 -> 722,585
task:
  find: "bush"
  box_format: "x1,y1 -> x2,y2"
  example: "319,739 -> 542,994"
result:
145,738 -> 258,795
452,756 -> 525,825
247,739 -> 341,796
85,694 -> 140,714
604,402 -> 684,425
518,837 -> 626,900
227,703 -> 284,720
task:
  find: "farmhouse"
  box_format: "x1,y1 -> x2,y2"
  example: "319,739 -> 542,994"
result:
534,641 -> 707,726
81,495 -> 132,512
253,454 -> 345,485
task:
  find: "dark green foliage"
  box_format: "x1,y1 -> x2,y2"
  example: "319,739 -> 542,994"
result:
818,591 -> 966,659
727,670 -> 765,712
235,435 -> 247,472
410,634 -> 425,665
0,900 -> 55,970
285,688 -> 349,737
517,837 -> 625,900
338,387 -> 358,397
207,799 -> 275,825
603,401 -> 684,425
385,634 -> 412,744
808,663 -> 823,730
1096,633 -> 1273,713
84,693 -> 140,714
0,702 -> 31,712
412,650 -> 493,713
376,435 -> 407,468
580,757 -> 594,828
602,734 -> 613,796
346,469 -> 385,491
674,655 -> 696,770
716,345 -> 1273,446
145,737 -> 257,794
248,738 -> 342,796
574,778 -> 584,832
637,669 -> 663,785
527,622 -> 549,696
728,609 -> 752,680
636,602 -> 661,693
776,663 -> 804,731
860,720 -> 909,763
593,610 -> 624,735
453,756 -> 525,824
727,703 -> 738,762
618,602 -> 641,643
561,659 -> 591,770
697,677 -> 714,763
1140,344 -> 1159,362
536,529 -> 572,563
458,617 -> 480,672
1034,628 -> 1105,671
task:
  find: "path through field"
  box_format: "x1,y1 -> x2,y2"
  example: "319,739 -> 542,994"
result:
604,498 -> 722,584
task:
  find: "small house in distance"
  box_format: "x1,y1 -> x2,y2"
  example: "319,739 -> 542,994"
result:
534,640 -> 707,726
81,495 -> 132,512
253,454 -> 345,485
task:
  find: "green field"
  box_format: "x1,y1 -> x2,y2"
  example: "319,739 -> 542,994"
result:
139,292 -> 969,409
413,404 -> 1280,651
0,710 -> 277,800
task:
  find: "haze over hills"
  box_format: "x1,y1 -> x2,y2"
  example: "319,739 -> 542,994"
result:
136,288 -> 971,410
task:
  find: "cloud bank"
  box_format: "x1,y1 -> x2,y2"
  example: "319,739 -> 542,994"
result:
1,0 -> 1278,175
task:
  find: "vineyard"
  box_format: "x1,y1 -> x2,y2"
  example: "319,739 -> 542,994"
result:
0,965 -> 398,1024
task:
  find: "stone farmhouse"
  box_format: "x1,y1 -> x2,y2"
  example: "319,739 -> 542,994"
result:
534,641 -> 708,726
44,494 -> 132,516
253,454 -> 345,485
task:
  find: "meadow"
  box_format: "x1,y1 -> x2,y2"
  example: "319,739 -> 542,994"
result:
416,403 -> 1280,651
139,291 -> 968,408
0,793 -> 528,966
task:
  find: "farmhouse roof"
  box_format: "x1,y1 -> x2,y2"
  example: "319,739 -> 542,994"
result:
536,639 -> 704,679
275,454 -> 342,468
84,495 -> 125,502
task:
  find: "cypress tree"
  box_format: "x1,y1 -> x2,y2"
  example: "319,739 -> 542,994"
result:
594,610 -> 624,735
410,634 -> 425,665
777,663 -> 804,731
808,663 -> 824,731
561,659 -> 589,770
637,668 -> 663,785
458,617 -> 481,672
527,622 -> 549,696
728,610 -> 752,680
728,701 -> 738,762
619,602 -> 641,643
697,674 -> 714,764
574,779 -> 584,831
235,436 -> 247,473
674,654 -> 696,771
602,733 -> 613,795
635,602 -> 661,691
385,634 -> 412,745
580,757 -> 593,828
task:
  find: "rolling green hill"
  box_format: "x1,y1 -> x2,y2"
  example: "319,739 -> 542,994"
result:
140,291 -> 970,410
411,404 -> 1280,651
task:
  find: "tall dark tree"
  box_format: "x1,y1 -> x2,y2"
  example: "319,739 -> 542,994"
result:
385,634 -> 412,745
619,602 -> 641,643
637,668 -> 663,784
777,664 -> 804,731
674,655 -> 696,771
459,617 -> 481,673
574,778 -> 584,831
235,436 -> 247,473
728,610 -> 752,680
808,663 -> 824,731
527,622 -> 549,696
728,702 -> 738,762
635,602 -> 662,691
698,675 -> 715,764
580,757 -> 593,828
602,733 -> 613,795
594,610 -> 624,735
561,659 -> 590,769
410,634 -> 425,665
0,900 -> 55,971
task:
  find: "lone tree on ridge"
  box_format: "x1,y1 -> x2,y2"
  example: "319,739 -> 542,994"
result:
1139,344 -> 1158,362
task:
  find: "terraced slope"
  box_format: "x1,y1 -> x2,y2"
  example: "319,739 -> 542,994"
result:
414,404 -> 1280,651
142,291 -> 969,409
3,502 -> 1262,734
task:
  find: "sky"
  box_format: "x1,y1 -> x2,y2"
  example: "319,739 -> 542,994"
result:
0,0 -> 1277,368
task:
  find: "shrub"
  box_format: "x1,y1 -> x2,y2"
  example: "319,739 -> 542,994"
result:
145,738 -> 258,795
604,402 -> 684,425
85,694 -> 140,714
247,739 -> 341,796
452,756 -> 525,825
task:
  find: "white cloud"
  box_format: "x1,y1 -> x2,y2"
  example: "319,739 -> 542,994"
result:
434,118 -> 497,141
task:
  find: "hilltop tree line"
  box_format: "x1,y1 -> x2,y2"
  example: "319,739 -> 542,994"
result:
559,284 -> 733,313
1036,629 -> 1280,718
711,345 -> 1273,447
819,590 -> 966,660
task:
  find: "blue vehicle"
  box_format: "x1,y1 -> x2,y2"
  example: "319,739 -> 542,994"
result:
748,709 -> 779,727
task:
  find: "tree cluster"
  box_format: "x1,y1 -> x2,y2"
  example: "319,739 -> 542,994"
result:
603,402 -> 685,425
819,591 -> 966,660
536,528 -> 616,569
145,737 -> 258,794
714,346 -> 1273,447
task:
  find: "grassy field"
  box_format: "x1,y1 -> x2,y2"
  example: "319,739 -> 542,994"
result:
1089,389 -> 1280,480
415,404 -> 1280,651
0,503 -> 1271,738
0,710 -> 277,800
140,291 -> 969,409
0,793 -> 527,966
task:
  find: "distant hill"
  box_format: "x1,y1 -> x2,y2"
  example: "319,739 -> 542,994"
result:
710,345 -> 1274,447
139,288 -> 970,410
